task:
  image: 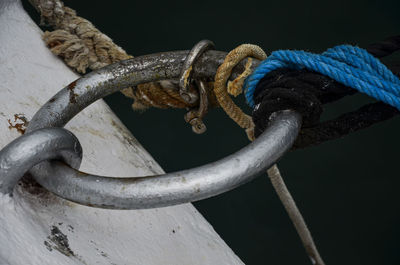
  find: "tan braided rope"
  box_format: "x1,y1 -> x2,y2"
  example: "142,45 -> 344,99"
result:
213,44 -> 267,140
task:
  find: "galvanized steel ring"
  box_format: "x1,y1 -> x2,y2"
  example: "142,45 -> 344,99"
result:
0,127 -> 82,194
23,47 -> 302,209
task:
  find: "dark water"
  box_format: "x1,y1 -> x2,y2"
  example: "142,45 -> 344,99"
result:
23,0 -> 400,264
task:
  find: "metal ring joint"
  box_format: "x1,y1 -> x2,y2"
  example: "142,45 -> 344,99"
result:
0,127 -> 82,195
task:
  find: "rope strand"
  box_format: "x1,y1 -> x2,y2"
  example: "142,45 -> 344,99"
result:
29,0 -> 194,111
250,38 -> 400,147
213,44 -> 266,140
267,165 -> 325,265
245,45 -> 400,108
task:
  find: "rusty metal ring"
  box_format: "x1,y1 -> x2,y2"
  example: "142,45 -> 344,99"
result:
184,80 -> 209,134
179,40 -> 215,104
27,49 -> 302,209
0,128 -> 82,195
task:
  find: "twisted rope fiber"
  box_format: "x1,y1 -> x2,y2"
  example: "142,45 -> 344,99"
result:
28,0 -> 200,110
245,45 -> 400,108
213,44 -> 266,140
267,165 -> 325,265
247,37 -> 400,147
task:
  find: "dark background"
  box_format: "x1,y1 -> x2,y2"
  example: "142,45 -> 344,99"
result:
23,1 -> 400,264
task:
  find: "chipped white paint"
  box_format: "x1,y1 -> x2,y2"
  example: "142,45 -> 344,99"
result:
0,1 -> 243,264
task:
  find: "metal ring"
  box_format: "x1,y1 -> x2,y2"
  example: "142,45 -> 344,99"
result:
0,128 -> 82,195
184,80 -> 209,134
27,50 -> 302,209
179,40 -> 215,103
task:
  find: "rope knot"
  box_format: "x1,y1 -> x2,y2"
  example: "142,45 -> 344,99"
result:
213,44 -> 266,140
246,43 -> 400,147
245,45 -> 400,109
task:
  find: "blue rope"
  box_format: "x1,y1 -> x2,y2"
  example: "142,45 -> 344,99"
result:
244,45 -> 400,109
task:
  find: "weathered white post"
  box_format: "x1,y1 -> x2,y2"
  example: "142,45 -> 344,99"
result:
0,1 -> 243,264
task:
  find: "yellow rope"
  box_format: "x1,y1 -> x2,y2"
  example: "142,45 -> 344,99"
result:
213,44 -> 267,140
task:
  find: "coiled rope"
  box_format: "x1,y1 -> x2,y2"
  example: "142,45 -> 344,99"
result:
213,44 -> 266,140
245,45 -> 400,109
249,36 -> 400,148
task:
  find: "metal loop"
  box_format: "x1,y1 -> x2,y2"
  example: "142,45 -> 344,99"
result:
179,40 -> 215,103
0,128 -> 82,195
184,80 -> 209,134
26,49 -> 302,209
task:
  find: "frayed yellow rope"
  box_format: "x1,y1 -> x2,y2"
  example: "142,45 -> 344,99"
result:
227,58 -> 254,97
213,44 -> 267,140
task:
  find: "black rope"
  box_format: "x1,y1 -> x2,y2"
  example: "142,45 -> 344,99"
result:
252,35 -> 400,149
366,35 -> 400,58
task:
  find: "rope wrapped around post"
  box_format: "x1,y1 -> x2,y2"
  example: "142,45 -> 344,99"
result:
246,36 -> 400,147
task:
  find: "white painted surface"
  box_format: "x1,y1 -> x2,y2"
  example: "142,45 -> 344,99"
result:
0,1 -> 244,264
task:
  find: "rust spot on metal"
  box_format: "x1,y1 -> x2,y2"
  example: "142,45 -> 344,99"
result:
7,114 -> 29,134
68,80 -> 77,90
68,80 -> 78,103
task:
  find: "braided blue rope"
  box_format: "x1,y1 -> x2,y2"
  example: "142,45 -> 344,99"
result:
244,45 -> 400,109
